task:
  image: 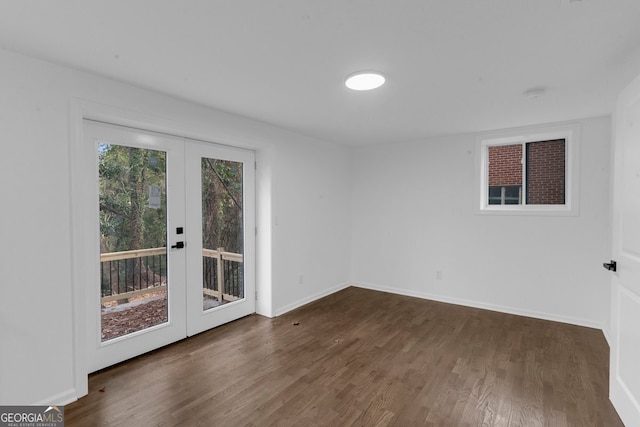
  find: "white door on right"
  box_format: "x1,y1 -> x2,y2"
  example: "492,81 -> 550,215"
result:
610,72 -> 640,426
184,139 -> 256,337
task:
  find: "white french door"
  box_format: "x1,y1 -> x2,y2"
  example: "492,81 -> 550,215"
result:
185,140 -> 255,336
83,120 -> 255,372
609,73 -> 640,426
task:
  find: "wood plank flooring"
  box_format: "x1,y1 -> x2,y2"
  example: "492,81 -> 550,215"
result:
65,287 -> 622,426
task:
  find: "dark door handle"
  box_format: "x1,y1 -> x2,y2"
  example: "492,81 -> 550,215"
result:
171,241 -> 185,249
603,260 -> 617,272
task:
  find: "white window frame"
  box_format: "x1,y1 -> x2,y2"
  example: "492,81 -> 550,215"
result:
476,122 -> 580,216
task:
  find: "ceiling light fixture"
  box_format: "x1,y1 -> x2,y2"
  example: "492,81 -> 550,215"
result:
345,71 -> 386,91
524,87 -> 546,100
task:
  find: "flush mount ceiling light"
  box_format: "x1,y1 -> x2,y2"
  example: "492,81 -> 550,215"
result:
524,87 -> 547,100
345,71 -> 386,91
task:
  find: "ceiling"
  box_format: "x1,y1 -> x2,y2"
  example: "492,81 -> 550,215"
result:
1,0 -> 640,146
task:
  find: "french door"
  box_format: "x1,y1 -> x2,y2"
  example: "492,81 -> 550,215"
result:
83,120 -> 255,372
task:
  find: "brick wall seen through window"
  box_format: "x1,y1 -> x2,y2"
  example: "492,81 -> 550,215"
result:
487,139 -> 565,206
526,139 -> 565,205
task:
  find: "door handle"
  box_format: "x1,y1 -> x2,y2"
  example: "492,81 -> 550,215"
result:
603,260 -> 617,272
171,241 -> 185,249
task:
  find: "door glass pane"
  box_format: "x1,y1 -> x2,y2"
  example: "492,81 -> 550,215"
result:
201,158 -> 244,311
98,143 -> 168,341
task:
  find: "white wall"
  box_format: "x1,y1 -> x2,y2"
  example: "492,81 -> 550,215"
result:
0,48 -> 351,405
350,117 -> 612,330
270,138 -> 352,315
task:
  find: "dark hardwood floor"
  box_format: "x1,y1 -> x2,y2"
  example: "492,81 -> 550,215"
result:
65,287 -> 622,426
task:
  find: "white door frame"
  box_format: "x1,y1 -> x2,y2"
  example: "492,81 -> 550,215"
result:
69,99 -> 268,400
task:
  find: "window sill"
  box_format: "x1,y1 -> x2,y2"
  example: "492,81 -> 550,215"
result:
476,205 -> 578,217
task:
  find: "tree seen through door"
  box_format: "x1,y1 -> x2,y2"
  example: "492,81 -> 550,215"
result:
201,158 -> 244,310
98,143 -> 169,341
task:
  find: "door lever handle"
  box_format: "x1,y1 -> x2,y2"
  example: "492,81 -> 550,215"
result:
171,241 -> 185,249
603,260 -> 617,272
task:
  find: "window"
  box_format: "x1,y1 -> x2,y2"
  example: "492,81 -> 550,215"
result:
488,185 -> 522,205
478,124 -> 579,215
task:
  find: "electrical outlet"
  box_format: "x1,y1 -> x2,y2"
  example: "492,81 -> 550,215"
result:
298,274 -> 304,285
436,270 -> 443,280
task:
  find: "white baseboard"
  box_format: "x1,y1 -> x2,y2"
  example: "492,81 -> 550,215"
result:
610,378 -> 640,427
602,325 -> 611,347
273,282 -> 351,317
352,281 -> 605,331
35,388 -> 77,406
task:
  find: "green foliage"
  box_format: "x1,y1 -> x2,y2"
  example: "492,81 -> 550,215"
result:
202,158 -> 243,254
99,143 -> 167,253
98,144 -> 244,256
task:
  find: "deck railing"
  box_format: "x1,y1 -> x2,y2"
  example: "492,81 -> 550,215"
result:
202,248 -> 244,303
100,248 -> 167,302
100,247 -> 243,304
